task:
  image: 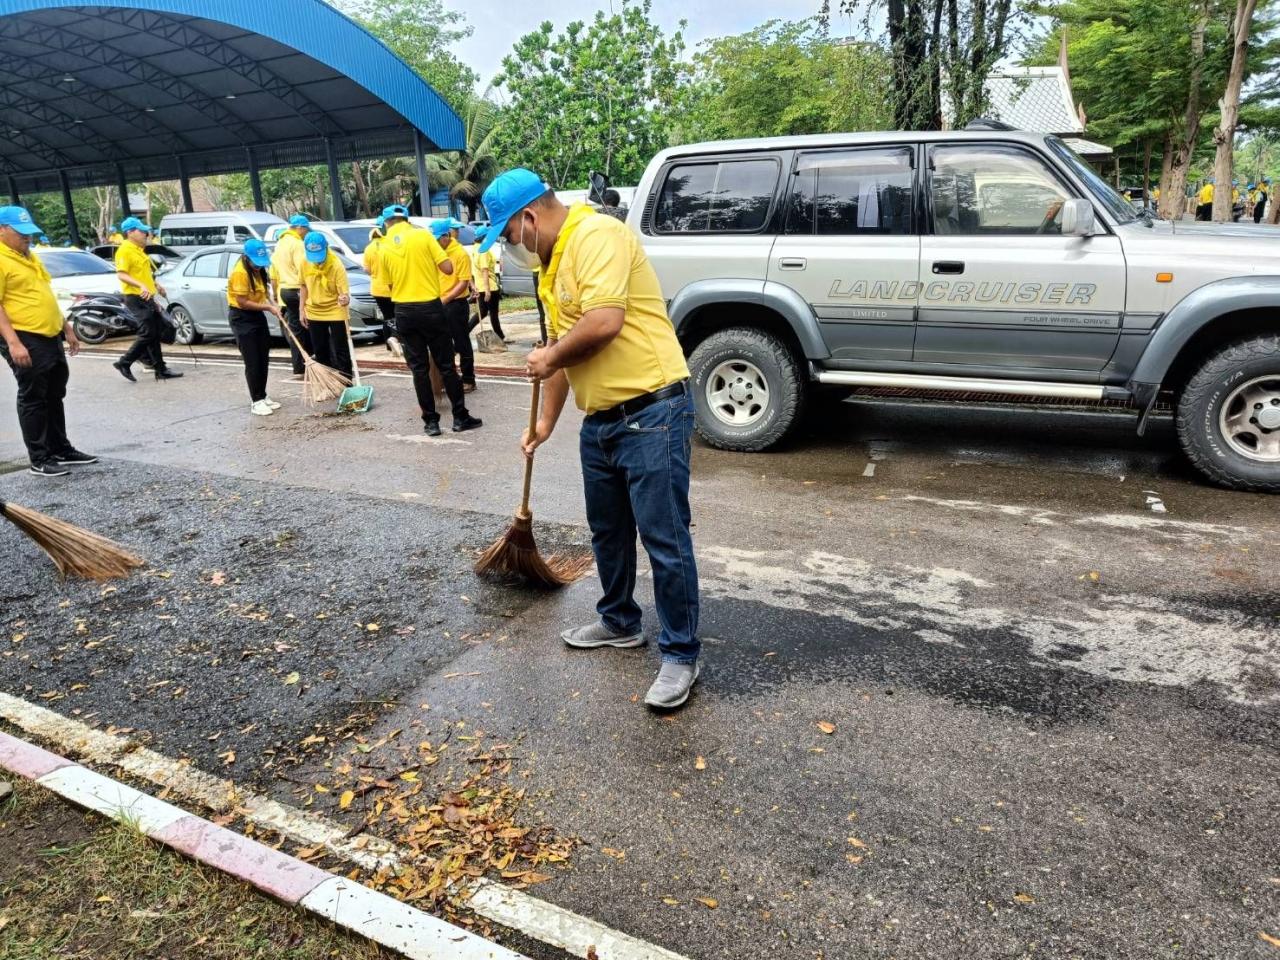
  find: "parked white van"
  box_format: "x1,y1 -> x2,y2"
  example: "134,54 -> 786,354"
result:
157,211 -> 286,251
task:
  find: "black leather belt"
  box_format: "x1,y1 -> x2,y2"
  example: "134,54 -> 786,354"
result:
588,379 -> 689,423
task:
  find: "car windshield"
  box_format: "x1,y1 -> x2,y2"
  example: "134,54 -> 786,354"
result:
35,250 -> 117,278
331,226 -> 372,254
1046,137 -> 1137,224
245,222 -> 280,239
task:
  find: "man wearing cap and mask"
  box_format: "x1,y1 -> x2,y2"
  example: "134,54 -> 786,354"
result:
479,169 -> 700,710
0,205 -> 96,477
271,214 -> 313,378
430,218 -> 476,392
379,204 -> 481,436
112,216 -> 182,382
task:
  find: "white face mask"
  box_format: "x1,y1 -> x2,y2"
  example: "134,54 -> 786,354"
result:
502,213 -> 542,270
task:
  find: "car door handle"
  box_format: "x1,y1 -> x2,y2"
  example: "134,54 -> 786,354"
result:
931,261 -> 964,275
778,257 -> 807,270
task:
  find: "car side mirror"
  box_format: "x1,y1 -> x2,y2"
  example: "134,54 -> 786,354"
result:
1061,198 -> 1095,237
588,170 -> 610,205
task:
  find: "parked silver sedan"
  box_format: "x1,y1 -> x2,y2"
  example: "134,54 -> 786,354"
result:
157,244 -> 385,345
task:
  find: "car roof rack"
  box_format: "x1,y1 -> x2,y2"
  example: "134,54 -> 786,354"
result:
964,117 -> 1018,131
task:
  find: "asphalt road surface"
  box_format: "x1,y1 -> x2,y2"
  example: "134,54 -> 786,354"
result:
2,354 -> 1277,960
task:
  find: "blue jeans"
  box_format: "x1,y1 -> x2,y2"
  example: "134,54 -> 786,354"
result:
580,390 -> 700,664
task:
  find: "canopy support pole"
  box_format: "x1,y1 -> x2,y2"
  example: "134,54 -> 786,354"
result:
246,147 -> 264,211
176,155 -> 193,213
58,170 -> 80,247
7,177 -> 18,205
325,138 -> 343,220
116,164 -> 132,218
414,129 -> 432,217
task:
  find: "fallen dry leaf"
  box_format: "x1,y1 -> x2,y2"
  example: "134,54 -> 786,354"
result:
339,790 -> 355,810
283,671 -> 300,686
695,897 -> 719,909
601,847 -> 626,861
817,721 -> 836,735
210,571 -> 227,586
662,897 -> 680,906
695,756 -> 706,771
1260,932 -> 1280,950
847,837 -> 867,849
1013,892 -> 1036,904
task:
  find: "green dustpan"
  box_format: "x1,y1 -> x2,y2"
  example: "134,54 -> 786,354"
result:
337,319 -> 373,414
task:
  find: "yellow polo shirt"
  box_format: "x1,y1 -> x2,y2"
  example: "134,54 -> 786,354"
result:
271,229 -> 307,290
438,240 -> 472,300
115,240 -> 156,296
0,243 -> 63,337
544,207 -> 688,414
108,232 -> 125,244
473,247 -> 497,294
226,258 -> 268,309
1198,183 -> 1214,204
381,221 -> 451,304
362,236 -> 390,298
302,251 -> 348,321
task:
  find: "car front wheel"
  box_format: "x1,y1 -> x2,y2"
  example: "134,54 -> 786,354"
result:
169,305 -> 202,346
1176,334 -> 1280,492
688,327 -> 806,452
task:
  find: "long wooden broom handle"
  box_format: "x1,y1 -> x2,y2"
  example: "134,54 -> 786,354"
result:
342,317 -> 361,387
519,378 -> 541,517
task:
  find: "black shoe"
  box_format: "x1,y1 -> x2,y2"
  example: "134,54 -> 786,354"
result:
154,368 -> 184,380
113,360 -> 136,382
55,449 -> 98,466
140,359 -> 155,370
424,419 -> 442,437
452,414 -> 483,433
29,461 -> 70,478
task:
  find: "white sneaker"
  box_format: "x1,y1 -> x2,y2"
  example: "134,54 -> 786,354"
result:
251,400 -> 274,416
264,397 -> 282,409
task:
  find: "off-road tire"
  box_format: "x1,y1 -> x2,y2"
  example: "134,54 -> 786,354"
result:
1176,334 -> 1280,493
688,327 -> 806,452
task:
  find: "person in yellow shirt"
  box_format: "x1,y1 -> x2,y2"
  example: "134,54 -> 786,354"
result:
270,214 -> 313,378
107,224 -> 125,244
0,205 -> 95,477
431,219 -> 476,391
472,225 -> 504,341
362,217 -> 401,358
379,203 -> 480,436
112,216 -> 181,381
299,232 -> 353,379
1196,180 -> 1214,221
227,238 -> 284,415
480,168 -> 700,710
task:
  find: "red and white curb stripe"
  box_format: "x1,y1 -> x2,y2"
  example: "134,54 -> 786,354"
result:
0,693 -> 690,960
0,727 -> 523,960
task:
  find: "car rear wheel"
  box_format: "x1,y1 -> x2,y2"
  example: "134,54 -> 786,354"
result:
169,305 -> 202,346
1176,334 -> 1280,492
688,327 -> 806,452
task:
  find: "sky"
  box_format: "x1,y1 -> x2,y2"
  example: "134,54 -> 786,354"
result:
452,0 -> 866,89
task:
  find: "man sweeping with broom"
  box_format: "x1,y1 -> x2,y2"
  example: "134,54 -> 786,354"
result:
477,169 -> 701,710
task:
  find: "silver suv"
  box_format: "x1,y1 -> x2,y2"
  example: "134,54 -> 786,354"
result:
628,125 -> 1280,492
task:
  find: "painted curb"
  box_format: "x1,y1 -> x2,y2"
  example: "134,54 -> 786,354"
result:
79,347 -> 529,378
0,728 -> 526,960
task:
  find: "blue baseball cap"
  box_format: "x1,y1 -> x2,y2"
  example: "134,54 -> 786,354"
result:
429,219 -> 451,239
478,168 -> 549,253
381,204 -> 409,220
289,214 -> 310,228
109,223 -> 118,231
447,217 -> 465,230
0,205 -> 43,236
473,225 -> 489,242
120,216 -> 151,234
375,214 -> 387,229
303,231 -> 329,263
243,238 -> 271,268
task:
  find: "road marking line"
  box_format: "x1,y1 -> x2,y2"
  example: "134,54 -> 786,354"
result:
386,433 -> 473,446
0,692 -> 691,960
862,463 -> 876,478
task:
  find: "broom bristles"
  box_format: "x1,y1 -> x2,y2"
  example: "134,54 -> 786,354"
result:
474,513 -> 593,589
1,501 -> 144,581
303,359 -> 351,405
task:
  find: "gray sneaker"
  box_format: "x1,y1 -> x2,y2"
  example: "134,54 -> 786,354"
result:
644,662 -> 700,709
561,622 -> 645,649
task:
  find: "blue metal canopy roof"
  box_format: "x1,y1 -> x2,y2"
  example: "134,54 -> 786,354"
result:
0,0 -> 465,193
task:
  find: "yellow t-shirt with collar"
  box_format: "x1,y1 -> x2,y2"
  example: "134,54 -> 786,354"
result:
0,243 -> 63,337
1198,183 -> 1214,204
437,240 -> 472,300
114,240 -> 156,296
302,251 -> 349,321
271,229 -> 307,290
473,247 -> 497,294
381,221 -> 451,304
226,258 -> 269,309
363,236 -> 391,298
543,206 -> 688,414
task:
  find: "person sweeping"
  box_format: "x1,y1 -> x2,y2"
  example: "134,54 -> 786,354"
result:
227,238 -> 283,416
299,232 -> 353,380
478,168 -> 701,711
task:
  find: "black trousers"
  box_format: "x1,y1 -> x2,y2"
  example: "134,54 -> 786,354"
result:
477,290 -> 504,339
1,330 -> 71,465
445,299 -> 475,385
532,271 -> 547,342
374,296 -> 396,329
280,288 -> 312,374
120,295 -> 166,369
1196,202 -> 1213,221
394,301 -> 468,422
309,319 -> 353,379
1255,198 -> 1267,223
230,310 -> 270,403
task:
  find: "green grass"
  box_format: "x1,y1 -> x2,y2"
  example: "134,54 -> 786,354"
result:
0,785 -> 391,960
501,295 -> 538,313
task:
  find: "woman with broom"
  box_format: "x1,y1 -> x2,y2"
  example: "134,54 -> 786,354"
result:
299,232 -> 353,380
226,238 -> 284,416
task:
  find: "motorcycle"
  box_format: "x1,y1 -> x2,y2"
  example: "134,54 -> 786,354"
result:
67,293 -> 138,345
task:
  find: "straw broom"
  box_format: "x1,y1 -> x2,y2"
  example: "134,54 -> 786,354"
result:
278,312 -> 350,404
0,498 -> 144,580
474,378 -> 593,588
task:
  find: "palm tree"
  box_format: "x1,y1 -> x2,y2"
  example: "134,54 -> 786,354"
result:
425,91 -> 502,221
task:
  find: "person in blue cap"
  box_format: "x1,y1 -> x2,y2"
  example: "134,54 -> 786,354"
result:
227,238 -> 284,415
471,225 -> 504,341
1254,178 -> 1269,224
431,218 -> 476,391
107,223 -> 124,244
112,216 -> 182,381
299,231 -> 353,378
0,205 -> 96,477
362,216 -> 399,353
271,214 -> 313,378
479,168 -> 701,710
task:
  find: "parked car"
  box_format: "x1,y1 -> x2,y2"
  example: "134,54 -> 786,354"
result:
157,245 -> 384,345
622,122 -> 1280,492
31,247 -> 121,311
89,242 -> 183,271
264,220 -> 377,259
157,211 -> 286,252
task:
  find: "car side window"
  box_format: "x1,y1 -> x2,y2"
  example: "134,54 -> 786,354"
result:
232,226 -> 252,240
929,146 -> 1073,235
653,158 -> 779,234
186,253 -> 224,278
786,148 -> 914,236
